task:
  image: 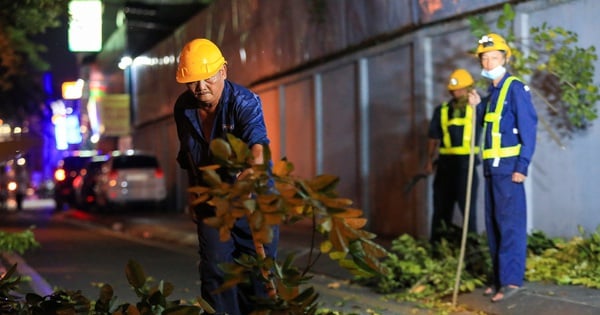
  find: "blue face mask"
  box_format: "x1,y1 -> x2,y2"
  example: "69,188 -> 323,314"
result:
481,65 -> 506,80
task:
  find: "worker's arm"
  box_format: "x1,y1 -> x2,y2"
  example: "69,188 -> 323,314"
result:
425,139 -> 439,174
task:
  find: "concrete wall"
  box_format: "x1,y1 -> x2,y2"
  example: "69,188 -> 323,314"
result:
125,0 -> 600,239
522,0 -> 600,237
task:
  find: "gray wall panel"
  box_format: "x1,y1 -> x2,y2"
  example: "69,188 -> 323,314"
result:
366,43 -> 421,237
320,63 -> 361,208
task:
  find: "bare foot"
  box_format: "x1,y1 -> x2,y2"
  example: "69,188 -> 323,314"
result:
491,285 -> 521,302
483,287 -> 494,296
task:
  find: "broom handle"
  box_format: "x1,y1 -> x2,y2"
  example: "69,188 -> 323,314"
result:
452,102 -> 477,306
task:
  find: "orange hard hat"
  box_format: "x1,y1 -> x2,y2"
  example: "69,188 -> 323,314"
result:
476,33 -> 512,60
176,38 -> 227,83
447,68 -> 474,91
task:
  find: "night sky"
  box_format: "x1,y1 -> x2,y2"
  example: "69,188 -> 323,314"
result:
35,15 -> 80,99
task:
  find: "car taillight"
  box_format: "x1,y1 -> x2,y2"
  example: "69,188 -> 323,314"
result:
55,169 -> 66,182
155,168 -> 164,178
72,176 -> 82,188
109,170 -> 118,180
108,170 -> 119,187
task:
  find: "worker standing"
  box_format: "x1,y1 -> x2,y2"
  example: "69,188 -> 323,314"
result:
426,68 -> 481,244
468,33 -> 538,303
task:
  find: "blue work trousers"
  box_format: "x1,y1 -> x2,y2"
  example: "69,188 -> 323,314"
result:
195,204 -> 279,315
484,174 -> 527,289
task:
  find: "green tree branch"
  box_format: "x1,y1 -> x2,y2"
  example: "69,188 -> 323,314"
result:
469,3 -> 599,141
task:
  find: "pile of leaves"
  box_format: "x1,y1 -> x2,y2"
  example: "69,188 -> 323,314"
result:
356,225 -> 488,303
356,224 -> 600,306
0,229 -> 39,254
526,226 -> 600,288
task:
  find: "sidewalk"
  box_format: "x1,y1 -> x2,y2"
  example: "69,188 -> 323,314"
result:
56,210 -> 600,315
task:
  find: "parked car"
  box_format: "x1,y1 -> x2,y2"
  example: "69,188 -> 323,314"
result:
54,151 -> 100,211
95,150 -> 167,211
72,154 -> 109,211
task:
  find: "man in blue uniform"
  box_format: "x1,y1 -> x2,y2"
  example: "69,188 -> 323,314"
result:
426,68 -> 481,244
468,33 -> 538,302
173,38 -> 279,315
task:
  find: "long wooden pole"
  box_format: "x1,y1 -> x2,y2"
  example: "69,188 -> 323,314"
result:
452,103 -> 477,307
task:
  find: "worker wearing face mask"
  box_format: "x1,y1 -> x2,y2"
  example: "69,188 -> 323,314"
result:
468,33 -> 538,303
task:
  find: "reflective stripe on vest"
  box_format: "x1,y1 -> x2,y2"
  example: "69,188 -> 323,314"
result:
482,76 -> 521,159
439,102 -> 479,155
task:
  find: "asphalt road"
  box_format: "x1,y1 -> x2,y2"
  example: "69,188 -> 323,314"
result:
1,205 -> 201,304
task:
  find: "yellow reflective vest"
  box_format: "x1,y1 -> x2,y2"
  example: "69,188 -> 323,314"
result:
439,102 -> 479,155
482,76 -> 521,159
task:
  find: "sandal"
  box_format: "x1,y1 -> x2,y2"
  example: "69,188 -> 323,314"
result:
483,287 -> 495,296
491,285 -> 522,302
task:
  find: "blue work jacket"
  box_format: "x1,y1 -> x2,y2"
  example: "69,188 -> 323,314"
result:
174,80 -> 269,185
478,73 -> 538,176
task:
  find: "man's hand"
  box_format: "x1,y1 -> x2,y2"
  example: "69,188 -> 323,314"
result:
236,168 -> 255,181
425,139 -> 439,175
468,89 -> 481,106
512,172 -> 527,183
236,143 -> 263,181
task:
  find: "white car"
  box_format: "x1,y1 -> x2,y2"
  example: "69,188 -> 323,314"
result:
95,150 -> 167,211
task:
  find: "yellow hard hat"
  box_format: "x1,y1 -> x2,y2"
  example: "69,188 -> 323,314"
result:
176,38 -> 227,83
476,33 -> 512,60
447,68 -> 474,91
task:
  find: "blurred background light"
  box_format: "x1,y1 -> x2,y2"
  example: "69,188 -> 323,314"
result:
68,0 -> 102,52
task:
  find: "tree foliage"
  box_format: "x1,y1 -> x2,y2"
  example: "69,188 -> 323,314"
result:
0,0 -> 69,91
469,3 -> 600,142
0,1 -> 69,124
0,228 -> 39,254
188,133 -> 391,314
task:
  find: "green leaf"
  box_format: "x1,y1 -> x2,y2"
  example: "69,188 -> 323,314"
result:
242,198 -> 257,212
503,3 -> 515,20
226,133 -> 250,164
125,260 -> 147,289
202,169 -> 222,187
320,240 -> 333,253
311,174 -> 340,192
497,15 -> 507,29
210,137 -> 232,161
196,295 -> 216,314
329,251 -> 346,260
